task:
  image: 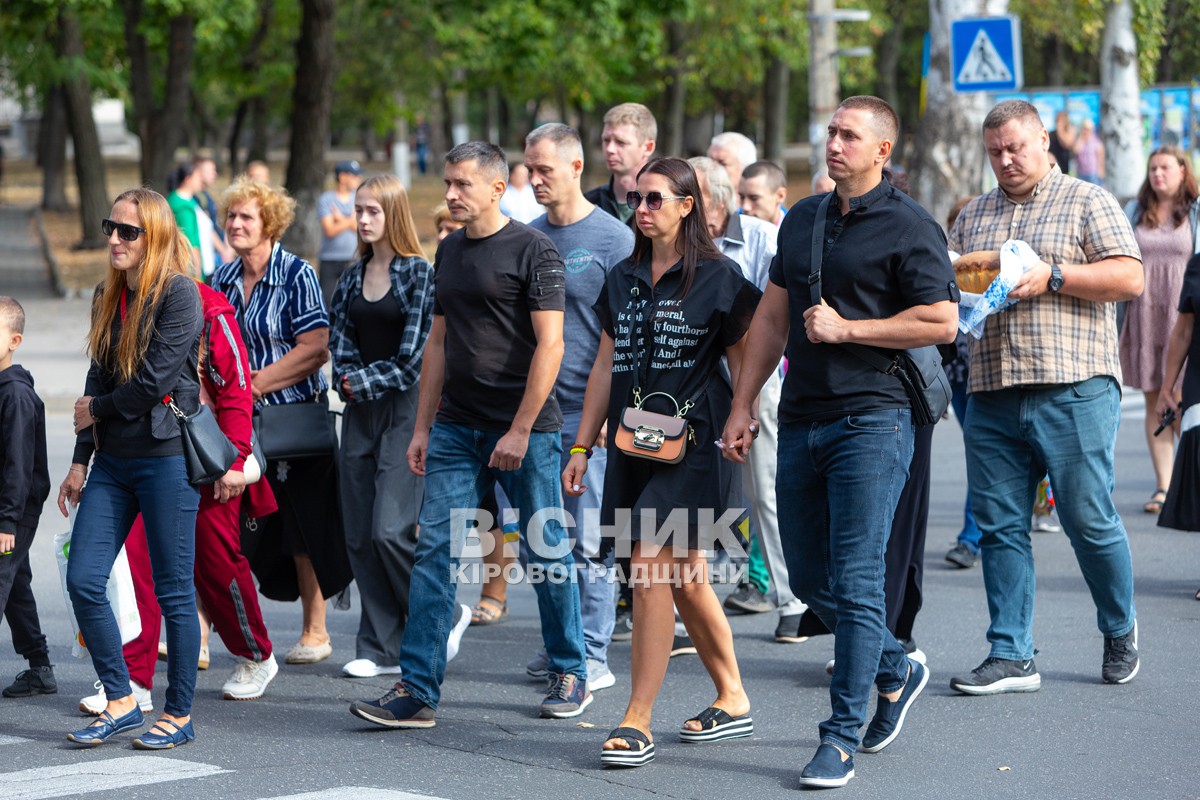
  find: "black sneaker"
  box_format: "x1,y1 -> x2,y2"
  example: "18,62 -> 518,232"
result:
349,684 -> 436,728
669,634 -> 697,657
950,657 -> 1040,695
3,666 -> 57,698
611,601 -> 633,642
773,614 -> 811,644
1102,621 -> 1139,684
944,542 -> 977,569
723,584 -> 773,614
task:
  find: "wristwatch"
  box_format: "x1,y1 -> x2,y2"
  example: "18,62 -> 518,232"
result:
1048,263 -> 1064,293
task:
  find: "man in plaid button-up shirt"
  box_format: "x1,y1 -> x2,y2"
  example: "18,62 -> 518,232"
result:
947,100 -> 1145,696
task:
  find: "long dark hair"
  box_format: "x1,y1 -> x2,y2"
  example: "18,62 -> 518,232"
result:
1135,145 -> 1199,229
630,157 -> 722,298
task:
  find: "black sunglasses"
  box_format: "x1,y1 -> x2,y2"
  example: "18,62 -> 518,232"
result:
101,219 -> 147,242
625,191 -> 687,211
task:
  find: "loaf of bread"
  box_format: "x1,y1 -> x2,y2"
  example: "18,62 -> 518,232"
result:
953,250 -> 1001,294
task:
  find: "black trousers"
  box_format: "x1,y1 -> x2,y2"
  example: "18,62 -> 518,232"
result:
796,423 -> 932,643
0,522 -> 50,665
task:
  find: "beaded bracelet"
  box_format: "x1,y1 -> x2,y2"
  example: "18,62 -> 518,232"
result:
569,445 -> 592,459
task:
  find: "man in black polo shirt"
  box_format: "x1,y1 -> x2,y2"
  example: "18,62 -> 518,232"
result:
721,96 -> 958,789
350,142 -> 590,729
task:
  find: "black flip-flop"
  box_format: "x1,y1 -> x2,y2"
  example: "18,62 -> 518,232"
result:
601,726 -> 655,768
679,706 -> 753,743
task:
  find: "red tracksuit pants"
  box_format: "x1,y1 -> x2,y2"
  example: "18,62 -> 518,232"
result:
123,494 -> 273,688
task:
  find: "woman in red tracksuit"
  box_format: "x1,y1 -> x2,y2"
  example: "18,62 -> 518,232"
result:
79,281 -> 279,713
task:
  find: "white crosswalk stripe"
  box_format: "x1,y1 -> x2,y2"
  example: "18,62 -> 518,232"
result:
0,755 -> 228,800
261,790 -> 449,800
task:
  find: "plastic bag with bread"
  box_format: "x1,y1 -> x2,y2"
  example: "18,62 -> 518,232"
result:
953,250 -> 1001,294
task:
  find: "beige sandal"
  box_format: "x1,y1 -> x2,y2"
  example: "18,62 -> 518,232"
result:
285,638 -> 332,664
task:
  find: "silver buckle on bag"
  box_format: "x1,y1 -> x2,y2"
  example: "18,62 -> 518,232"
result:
633,426 -> 666,451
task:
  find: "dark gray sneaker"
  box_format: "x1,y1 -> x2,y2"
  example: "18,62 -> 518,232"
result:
540,673 -> 592,718
3,666 -> 57,697
944,542 -> 977,568
611,599 -> 633,642
724,584 -> 773,614
349,684 -> 436,728
1102,621 -> 1139,684
950,657 -> 1040,695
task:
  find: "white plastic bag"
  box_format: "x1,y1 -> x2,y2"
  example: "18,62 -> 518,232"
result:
54,507 -> 143,659
958,239 -> 1041,338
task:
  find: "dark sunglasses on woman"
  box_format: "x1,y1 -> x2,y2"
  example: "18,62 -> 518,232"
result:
101,219 -> 147,242
625,191 -> 687,211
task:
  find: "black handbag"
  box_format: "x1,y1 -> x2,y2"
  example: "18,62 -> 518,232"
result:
165,396 -> 239,485
807,192 -> 951,427
253,399 -> 337,461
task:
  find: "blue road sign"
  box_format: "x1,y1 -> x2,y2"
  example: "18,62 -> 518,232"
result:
951,17 -> 1023,93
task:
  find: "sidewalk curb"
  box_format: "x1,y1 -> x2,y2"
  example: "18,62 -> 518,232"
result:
32,207 -> 71,299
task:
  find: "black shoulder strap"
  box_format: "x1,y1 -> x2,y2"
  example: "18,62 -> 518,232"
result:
807,192 -> 897,375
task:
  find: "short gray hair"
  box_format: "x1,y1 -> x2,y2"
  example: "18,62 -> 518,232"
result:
983,100 -> 1043,132
445,141 -> 509,182
687,156 -> 737,214
710,132 -> 757,168
525,123 -> 585,165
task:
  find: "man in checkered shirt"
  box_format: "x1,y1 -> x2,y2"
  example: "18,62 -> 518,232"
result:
947,100 -> 1144,695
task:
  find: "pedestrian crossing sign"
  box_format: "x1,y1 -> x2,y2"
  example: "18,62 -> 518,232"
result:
951,16 -> 1023,93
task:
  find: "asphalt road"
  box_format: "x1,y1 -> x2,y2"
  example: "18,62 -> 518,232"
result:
1,295 -> 1197,800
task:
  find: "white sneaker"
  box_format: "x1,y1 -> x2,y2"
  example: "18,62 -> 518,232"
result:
342,658 -> 403,679
586,658 -> 616,691
909,648 -> 927,665
446,603 -> 472,663
825,658 -> 836,676
1032,513 -> 1061,533
222,654 -> 279,700
79,679 -> 153,715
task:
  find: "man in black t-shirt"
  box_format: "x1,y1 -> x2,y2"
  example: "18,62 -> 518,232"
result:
721,96 -> 958,789
583,103 -> 656,229
351,142 -> 590,729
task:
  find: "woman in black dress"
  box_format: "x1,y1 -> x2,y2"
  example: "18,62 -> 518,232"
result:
563,157 -> 760,767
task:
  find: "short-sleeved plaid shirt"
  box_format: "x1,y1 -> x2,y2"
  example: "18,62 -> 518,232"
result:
947,166 -> 1141,392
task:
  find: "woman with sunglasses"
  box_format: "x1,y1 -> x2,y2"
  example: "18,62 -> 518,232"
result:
57,189 -> 205,748
563,157 -> 760,767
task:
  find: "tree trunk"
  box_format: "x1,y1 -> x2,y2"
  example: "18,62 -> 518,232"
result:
661,20 -> 687,157
909,0 -> 1007,229
123,0 -> 197,190
763,55 -> 790,167
448,69 -> 469,146
248,97 -> 270,163
808,0 -> 841,174
40,83 -> 70,212
59,11 -> 110,249
1100,0 -> 1143,202
1043,34 -> 1065,87
228,100 -> 249,175
282,0 -> 337,260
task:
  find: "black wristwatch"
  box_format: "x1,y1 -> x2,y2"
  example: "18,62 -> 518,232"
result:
1048,263 -> 1064,293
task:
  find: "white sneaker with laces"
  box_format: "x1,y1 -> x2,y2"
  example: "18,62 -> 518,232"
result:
79,679 -> 153,715
446,603 -> 472,663
222,654 -> 279,700
342,658 -> 403,679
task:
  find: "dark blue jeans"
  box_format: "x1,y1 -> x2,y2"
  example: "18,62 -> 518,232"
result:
67,453 -> 200,716
399,423 -> 586,709
777,409 -> 913,756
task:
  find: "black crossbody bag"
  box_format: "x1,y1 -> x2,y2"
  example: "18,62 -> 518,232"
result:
807,193 -> 951,427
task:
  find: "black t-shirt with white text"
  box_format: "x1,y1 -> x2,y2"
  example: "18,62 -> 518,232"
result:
770,180 -> 959,423
433,220 -> 566,432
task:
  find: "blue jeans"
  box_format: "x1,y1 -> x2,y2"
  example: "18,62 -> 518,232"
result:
776,409 -> 913,756
965,377 -> 1136,661
951,378 -> 982,550
67,453 -> 200,716
399,423 -> 586,709
560,410 -> 614,666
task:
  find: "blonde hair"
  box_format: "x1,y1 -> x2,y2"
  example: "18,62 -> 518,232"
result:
356,175 -> 424,260
603,103 -> 657,144
88,189 -> 193,382
221,179 -> 296,242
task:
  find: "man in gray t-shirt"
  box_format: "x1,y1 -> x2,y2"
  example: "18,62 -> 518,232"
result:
525,123 -> 634,692
316,160 -> 363,303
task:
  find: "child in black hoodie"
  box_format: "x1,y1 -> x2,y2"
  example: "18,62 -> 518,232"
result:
0,296 -> 55,697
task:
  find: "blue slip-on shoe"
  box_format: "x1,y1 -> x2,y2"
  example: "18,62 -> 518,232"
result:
798,743 -> 855,789
132,718 -> 195,750
66,705 -> 145,746
349,684 -> 436,729
861,657 -> 929,753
